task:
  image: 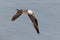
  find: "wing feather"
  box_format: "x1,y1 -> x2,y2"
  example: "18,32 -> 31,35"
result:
28,14 -> 40,34
12,10 -> 22,21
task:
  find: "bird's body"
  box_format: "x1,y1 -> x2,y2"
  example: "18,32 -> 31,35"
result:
22,9 -> 34,15
27,10 -> 33,14
12,9 -> 40,34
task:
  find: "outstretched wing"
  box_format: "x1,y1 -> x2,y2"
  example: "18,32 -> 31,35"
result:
12,10 -> 22,21
28,14 -> 40,34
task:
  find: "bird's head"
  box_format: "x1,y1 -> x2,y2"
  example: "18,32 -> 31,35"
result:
16,9 -> 23,14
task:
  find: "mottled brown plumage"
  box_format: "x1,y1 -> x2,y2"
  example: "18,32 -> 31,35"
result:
28,14 -> 39,34
12,9 -> 23,21
12,9 -> 40,34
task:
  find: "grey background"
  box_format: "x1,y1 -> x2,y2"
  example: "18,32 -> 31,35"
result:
0,0 -> 60,40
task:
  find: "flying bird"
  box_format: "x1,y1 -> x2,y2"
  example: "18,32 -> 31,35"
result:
11,9 -> 40,34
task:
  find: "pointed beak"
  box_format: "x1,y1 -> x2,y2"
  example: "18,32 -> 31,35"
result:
16,9 -> 19,11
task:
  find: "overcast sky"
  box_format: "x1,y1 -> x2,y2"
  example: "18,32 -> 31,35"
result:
0,0 -> 60,40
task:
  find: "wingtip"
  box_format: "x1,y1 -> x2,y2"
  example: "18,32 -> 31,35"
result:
11,19 -> 15,21
37,31 -> 40,34
11,19 -> 14,21
11,18 -> 15,21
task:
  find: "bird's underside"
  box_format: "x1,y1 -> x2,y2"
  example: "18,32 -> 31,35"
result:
12,9 -> 40,34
